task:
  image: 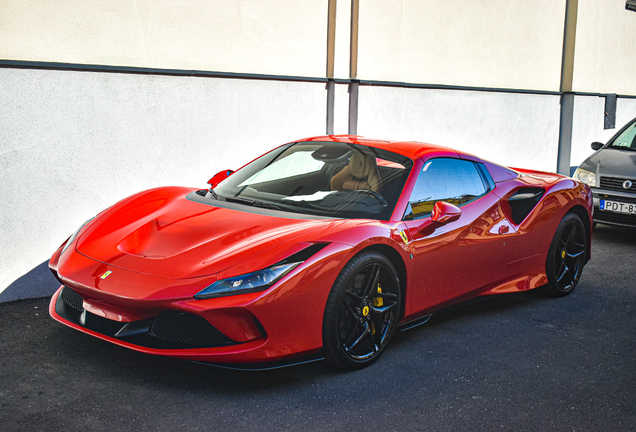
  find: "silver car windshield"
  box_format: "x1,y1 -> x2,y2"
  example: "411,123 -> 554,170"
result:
609,120 -> 636,151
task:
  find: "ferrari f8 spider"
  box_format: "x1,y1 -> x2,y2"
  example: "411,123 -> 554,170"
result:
49,136 -> 592,369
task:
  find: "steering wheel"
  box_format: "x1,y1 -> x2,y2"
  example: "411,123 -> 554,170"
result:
352,189 -> 388,206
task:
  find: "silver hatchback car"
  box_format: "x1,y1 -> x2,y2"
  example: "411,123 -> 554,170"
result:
574,117 -> 636,228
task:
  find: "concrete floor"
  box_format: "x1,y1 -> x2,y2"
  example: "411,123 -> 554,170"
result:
1,224 -> 635,431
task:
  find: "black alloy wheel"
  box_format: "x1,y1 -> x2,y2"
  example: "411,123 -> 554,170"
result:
543,213 -> 587,297
322,252 -> 401,369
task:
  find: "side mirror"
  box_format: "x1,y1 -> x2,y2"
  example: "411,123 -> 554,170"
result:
207,170 -> 234,189
416,201 -> 461,234
431,201 -> 462,224
591,142 -> 604,151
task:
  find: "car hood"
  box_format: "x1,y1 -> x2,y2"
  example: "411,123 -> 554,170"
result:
581,148 -> 636,179
76,187 -> 331,279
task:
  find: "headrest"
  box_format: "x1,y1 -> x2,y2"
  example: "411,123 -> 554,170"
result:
349,153 -> 369,178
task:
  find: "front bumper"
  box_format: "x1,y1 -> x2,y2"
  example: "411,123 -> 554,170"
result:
53,285 -> 240,349
51,285 -> 329,370
49,286 -> 275,363
49,242 -> 351,365
592,188 -> 636,227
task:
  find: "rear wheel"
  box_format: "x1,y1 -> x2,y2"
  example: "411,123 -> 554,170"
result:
322,252 -> 401,369
543,213 -> 587,297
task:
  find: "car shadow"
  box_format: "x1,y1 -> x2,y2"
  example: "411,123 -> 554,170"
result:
42,288 -> 551,393
44,313 -> 341,392
0,260 -> 59,303
391,289 -> 548,346
592,223 -> 636,246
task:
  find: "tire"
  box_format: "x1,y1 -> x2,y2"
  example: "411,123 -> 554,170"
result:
542,213 -> 587,297
322,252 -> 401,369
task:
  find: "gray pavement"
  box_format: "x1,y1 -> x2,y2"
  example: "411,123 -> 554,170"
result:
1,224 -> 635,431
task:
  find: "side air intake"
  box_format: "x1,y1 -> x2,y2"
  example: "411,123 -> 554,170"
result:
508,188 -> 545,225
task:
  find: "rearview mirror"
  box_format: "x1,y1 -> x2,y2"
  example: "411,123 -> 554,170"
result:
591,141 -> 604,151
207,170 -> 234,189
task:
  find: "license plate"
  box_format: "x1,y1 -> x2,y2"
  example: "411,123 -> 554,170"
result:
600,199 -> 636,215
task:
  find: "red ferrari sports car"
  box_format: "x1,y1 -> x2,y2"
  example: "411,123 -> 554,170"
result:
49,135 -> 593,370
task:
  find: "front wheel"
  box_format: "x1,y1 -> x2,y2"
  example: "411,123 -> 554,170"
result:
543,213 -> 587,297
322,252 -> 401,369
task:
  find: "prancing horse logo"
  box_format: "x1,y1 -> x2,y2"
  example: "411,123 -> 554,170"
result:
100,271 -> 112,280
398,229 -> 410,246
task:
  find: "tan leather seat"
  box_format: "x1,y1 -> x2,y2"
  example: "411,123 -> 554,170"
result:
330,152 -> 382,192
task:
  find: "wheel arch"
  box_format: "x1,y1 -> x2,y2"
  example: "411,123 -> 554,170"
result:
566,204 -> 592,262
356,244 -> 408,320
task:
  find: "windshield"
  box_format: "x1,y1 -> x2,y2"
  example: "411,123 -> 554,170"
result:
609,119 -> 636,151
212,142 -> 413,220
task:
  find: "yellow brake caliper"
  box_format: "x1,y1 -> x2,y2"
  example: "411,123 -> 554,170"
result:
371,284 -> 383,335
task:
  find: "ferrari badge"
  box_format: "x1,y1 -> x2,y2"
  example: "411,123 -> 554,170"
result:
398,229 -> 410,246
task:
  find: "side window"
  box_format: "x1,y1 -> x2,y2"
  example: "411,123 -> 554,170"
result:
404,158 -> 490,220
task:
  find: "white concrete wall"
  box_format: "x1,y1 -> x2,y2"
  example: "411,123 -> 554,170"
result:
0,67 -> 327,293
0,0 -> 327,77
356,86 -> 561,172
573,0 -> 636,95
333,83 -> 351,134
356,0 -> 567,91
571,96 -> 636,167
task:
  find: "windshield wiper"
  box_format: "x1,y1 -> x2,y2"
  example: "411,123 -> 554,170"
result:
226,196 -> 284,211
208,189 -> 221,200
609,145 -> 636,152
252,200 -> 285,211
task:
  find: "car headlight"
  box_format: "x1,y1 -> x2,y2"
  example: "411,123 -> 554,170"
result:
573,168 -> 596,187
61,217 -> 94,256
194,262 -> 300,299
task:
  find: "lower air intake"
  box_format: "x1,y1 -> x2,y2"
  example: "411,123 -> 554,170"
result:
61,286 -> 84,312
150,311 -> 235,347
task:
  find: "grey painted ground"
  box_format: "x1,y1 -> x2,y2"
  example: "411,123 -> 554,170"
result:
1,224 -> 634,431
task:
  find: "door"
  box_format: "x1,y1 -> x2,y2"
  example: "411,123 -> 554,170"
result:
402,157 -> 517,313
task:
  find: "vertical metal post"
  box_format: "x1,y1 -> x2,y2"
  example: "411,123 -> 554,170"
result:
348,0 -> 359,135
557,0 -> 579,175
604,94 -> 617,130
348,81 -> 359,135
326,80 -> 335,134
326,0 -> 337,135
558,93 -> 575,175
